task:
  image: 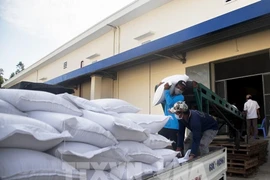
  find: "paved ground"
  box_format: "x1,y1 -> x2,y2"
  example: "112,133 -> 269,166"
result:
227,137 -> 270,180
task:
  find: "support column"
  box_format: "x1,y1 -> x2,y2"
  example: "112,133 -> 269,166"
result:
90,75 -> 102,99
210,62 -> 215,92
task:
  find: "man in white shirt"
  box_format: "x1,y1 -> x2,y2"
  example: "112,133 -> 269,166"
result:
244,94 -> 260,139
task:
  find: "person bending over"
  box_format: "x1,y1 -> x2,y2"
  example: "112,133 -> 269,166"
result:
170,101 -> 218,160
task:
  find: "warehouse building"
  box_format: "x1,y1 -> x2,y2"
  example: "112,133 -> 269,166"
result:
3,0 -> 270,131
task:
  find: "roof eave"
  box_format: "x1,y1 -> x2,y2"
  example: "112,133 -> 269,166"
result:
3,0 -> 173,88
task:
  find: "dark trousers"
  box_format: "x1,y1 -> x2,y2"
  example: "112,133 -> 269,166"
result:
158,128 -> 178,150
246,118 -> 258,138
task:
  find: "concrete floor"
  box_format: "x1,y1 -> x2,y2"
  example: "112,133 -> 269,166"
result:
227,137 -> 270,180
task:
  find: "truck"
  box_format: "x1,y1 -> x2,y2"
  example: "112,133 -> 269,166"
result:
145,147 -> 227,180
10,81 -> 239,180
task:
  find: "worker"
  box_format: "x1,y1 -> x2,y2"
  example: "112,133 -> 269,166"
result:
158,80 -> 186,150
170,101 -> 218,160
243,94 -> 260,139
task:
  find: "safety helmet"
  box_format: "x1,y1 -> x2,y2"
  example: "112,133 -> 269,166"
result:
170,101 -> 189,113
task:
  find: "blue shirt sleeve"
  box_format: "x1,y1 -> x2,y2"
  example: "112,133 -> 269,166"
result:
164,90 -> 184,107
177,120 -> 185,148
190,116 -> 202,156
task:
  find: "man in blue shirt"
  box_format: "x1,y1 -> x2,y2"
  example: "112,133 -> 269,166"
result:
170,101 -> 218,160
158,80 -> 186,150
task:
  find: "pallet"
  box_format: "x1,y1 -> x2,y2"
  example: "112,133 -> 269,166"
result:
227,158 -> 258,170
211,139 -> 268,177
212,139 -> 268,148
258,151 -> 268,166
227,166 -> 258,178
211,139 -> 268,156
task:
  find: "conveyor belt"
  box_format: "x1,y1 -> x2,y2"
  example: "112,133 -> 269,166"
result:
156,80 -> 246,147
183,81 -> 245,148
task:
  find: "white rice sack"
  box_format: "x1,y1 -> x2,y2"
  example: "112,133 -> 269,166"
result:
90,98 -> 141,113
117,141 -> 161,164
154,158 -> 179,176
28,111 -> 118,147
0,148 -> 80,180
58,93 -> 106,113
153,149 -> 178,163
83,110 -> 149,142
164,157 -> 180,170
153,74 -> 189,106
152,159 -> 165,172
119,113 -> 169,134
110,162 -> 156,180
0,89 -> 82,116
80,170 -> 120,180
0,113 -> 71,151
48,142 -> 130,170
178,149 -> 191,164
0,99 -> 27,116
143,134 -> 172,149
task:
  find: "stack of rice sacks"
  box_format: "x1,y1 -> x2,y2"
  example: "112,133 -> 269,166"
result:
0,89 -> 179,180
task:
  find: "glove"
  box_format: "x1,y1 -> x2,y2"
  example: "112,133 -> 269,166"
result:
164,83 -> 171,90
176,152 -> 182,158
176,147 -> 183,158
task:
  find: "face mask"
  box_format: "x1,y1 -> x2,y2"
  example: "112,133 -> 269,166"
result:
174,114 -> 180,119
174,88 -> 183,95
175,113 -> 183,120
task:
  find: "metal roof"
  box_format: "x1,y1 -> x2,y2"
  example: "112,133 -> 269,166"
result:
44,0 -> 270,86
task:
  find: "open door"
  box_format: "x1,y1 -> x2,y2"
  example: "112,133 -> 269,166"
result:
263,74 -> 270,135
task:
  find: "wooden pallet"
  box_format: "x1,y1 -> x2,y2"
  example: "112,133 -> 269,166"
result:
211,139 -> 268,177
227,158 -> 258,170
211,139 -> 268,157
258,151 -> 268,165
227,167 -> 258,178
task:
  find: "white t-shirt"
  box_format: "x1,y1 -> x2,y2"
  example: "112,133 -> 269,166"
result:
244,99 -> 260,119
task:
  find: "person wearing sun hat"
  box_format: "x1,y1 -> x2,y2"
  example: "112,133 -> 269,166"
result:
170,101 -> 218,160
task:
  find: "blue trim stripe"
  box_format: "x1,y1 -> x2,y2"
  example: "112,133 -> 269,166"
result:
47,0 -> 270,85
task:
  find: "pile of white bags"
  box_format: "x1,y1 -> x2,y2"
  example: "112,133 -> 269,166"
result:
0,89 -> 178,180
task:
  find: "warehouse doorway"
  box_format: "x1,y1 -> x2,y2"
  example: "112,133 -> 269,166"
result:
215,75 -> 265,135
215,52 -> 270,135
226,75 -> 264,119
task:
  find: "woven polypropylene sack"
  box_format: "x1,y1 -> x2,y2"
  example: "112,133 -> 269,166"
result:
28,111 -> 118,147
83,110 -> 149,142
0,113 -> 71,151
0,148 -> 80,180
153,149 -> 178,163
110,162 -> 157,180
153,74 -> 189,106
0,99 -> 27,116
118,113 -> 169,134
116,141 -> 162,164
0,89 -> 82,116
89,98 -> 141,113
143,134 -> 172,149
78,170 -> 120,180
48,142 -> 130,170
58,93 -> 106,113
